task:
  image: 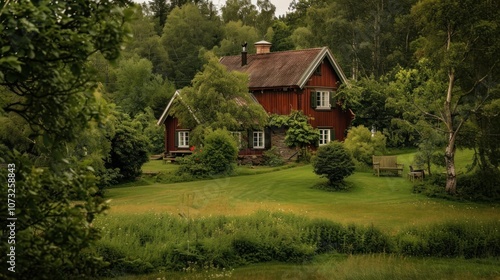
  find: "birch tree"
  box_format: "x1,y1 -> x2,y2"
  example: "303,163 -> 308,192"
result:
404,0 -> 500,193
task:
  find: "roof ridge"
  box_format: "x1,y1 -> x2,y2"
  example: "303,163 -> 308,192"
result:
221,47 -> 325,58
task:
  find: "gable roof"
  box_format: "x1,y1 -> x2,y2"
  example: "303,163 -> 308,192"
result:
219,47 -> 348,89
156,90 -> 201,126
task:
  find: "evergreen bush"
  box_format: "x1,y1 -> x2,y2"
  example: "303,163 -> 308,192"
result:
312,141 -> 355,188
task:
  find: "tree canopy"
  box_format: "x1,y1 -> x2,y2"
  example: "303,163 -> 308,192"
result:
172,52 -> 268,144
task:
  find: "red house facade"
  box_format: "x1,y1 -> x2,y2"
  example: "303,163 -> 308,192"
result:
158,41 -> 354,161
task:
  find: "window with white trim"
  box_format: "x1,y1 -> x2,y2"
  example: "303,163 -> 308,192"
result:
253,131 -> 265,149
316,91 -> 330,108
319,129 -> 331,146
178,131 -> 190,148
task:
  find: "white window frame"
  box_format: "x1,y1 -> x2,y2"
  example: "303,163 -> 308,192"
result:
316,91 -> 330,109
253,131 -> 265,149
319,129 -> 331,146
231,131 -> 242,148
178,131 -> 190,148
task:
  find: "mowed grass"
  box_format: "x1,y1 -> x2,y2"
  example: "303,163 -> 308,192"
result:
106,150 -> 499,233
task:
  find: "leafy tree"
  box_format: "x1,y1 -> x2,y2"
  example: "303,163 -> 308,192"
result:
112,55 -> 174,117
0,1 -> 134,279
148,0 -> 170,33
106,113 -> 150,182
172,52 -> 268,143
270,20 -> 295,52
212,21 -> 259,56
161,3 -> 222,87
256,0 -> 276,38
471,99 -> 500,171
133,107 -> 165,154
0,0 -> 134,145
343,125 -> 387,166
312,141 -> 355,187
413,125 -> 446,176
221,0 -> 258,26
126,6 -> 170,77
401,0 -> 500,193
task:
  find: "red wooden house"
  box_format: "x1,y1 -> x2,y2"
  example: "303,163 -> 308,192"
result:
157,41 -> 354,161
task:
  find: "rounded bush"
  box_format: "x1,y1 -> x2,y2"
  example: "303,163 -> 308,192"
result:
312,141 -> 355,186
344,125 -> 386,166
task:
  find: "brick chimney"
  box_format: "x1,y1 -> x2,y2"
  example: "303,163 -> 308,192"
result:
255,40 -> 272,54
241,42 -> 247,66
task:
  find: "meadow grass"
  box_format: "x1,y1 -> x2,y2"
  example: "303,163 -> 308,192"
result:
107,150 -> 498,232
106,254 -> 500,280
99,149 -> 500,279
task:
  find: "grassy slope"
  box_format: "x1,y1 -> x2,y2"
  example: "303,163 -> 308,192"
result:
106,150 -> 498,233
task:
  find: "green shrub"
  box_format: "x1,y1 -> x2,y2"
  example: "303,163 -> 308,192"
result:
106,115 -> 149,182
413,169 -> 500,202
176,154 -> 211,178
177,129 -> 238,177
312,141 -> 355,187
344,125 -> 387,166
200,128 -> 238,175
456,169 -> 500,202
262,147 -> 285,167
397,221 -> 500,258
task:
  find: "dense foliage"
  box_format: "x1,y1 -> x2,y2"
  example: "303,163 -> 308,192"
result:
94,211 -> 500,276
0,1 -> 134,279
172,52 -> 267,143
268,110 -> 319,148
312,141 -> 355,187
177,129 -> 238,177
344,125 -> 387,167
106,114 -> 150,182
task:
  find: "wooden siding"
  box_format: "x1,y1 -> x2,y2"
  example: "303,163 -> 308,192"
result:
164,116 -> 191,154
249,57 -> 352,141
307,58 -> 340,88
252,90 -> 298,115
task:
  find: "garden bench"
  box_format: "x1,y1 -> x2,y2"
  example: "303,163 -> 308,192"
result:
407,166 -> 425,182
372,155 -> 404,177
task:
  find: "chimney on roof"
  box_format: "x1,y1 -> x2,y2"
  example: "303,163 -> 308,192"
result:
241,42 -> 248,66
255,40 -> 272,54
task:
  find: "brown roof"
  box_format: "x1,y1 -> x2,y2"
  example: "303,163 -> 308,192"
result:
219,47 -> 347,89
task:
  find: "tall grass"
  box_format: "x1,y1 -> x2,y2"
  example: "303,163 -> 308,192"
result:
94,211 -> 499,277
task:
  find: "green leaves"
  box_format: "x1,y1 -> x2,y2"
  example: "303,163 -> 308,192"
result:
173,51 -> 267,138
312,141 -> 355,186
269,110 -> 319,148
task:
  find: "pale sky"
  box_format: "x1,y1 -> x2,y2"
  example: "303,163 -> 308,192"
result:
133,0 -> 293,17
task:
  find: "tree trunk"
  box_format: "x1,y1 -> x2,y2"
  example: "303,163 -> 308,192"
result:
443,26 -> 457,194
444,143 -> 457,194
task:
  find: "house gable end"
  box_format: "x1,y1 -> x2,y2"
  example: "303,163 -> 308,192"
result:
297,47 -> 349,89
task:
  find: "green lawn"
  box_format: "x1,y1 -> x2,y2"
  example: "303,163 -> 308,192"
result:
107,150 -> 498,233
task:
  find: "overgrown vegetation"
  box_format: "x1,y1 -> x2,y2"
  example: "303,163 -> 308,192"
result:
93,211 -> 500,277
413,168 -> 500,202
